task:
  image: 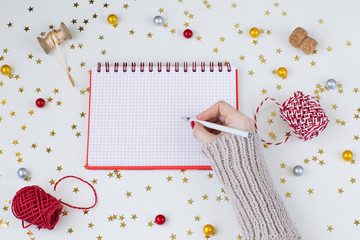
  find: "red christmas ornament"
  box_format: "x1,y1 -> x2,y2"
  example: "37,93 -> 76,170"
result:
155,214 -> 166,225
183,29 -> 193,39
254,91 -> 329,145
11,176 -> 97,230
36,98 -> 46,108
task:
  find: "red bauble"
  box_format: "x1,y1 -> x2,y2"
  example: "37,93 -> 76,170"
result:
36,98 -> 46,108
155,214 -> 166,225
183,29 -> 193,39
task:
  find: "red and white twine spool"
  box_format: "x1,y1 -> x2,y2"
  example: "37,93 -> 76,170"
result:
254,91 -> 329,146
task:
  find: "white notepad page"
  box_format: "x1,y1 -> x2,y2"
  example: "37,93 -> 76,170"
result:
87,64 -> 237,169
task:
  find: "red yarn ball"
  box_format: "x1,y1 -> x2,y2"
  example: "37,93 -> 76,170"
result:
155,214 -> 166,225
183,29 -> 193,39
279,91 -> 329,141
11,186 -> 63,230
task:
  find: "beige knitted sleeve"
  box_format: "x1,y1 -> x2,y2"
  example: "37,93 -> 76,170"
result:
202,134 -> 301,240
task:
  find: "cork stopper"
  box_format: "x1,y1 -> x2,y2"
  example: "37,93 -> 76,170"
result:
289,27 -> 317,55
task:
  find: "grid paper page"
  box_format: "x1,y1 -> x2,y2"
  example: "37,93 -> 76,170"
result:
87,65 -> 237,168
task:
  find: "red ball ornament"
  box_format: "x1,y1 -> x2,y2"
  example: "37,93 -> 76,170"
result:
155,214 -> 166,225
183,29 -> 193,39
36,98 -> 46,108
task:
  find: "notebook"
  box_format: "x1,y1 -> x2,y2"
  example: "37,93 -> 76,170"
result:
86,62 -> 238,170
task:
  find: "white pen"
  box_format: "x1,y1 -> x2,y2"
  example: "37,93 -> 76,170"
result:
181,117 -> 253,138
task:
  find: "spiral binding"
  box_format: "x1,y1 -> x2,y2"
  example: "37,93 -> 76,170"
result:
97,62 -> 231,73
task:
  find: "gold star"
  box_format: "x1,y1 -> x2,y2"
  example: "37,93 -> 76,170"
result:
120,222 -> 126,228
71,124 -> 77,130
267,119 -> 273,124
354,220 -> 360,226
27,230 -> 33,236
276,48 -> 282,54
147,32 -> 153,38
129,30 -> 135,35
280,178 -> 286,184
196,35 -> 202,41
304,158 -> 310,164
231,3 -> 237,8
92,13 -> 98,19
219,36 -> 225,42
125,191 -> 132,198
350,178 -> 356,184
97,235 -> 103,240
162,23 -> 168,28
194,215 -> 201,221
170,234 -> 176,240
103,3 -> 109,8
7,22 -> 13,27
3,206 -> 9,211
354,135 -> 359,141
331,104 -> 338,110
234,23 -> 240,28
281,11 -> 287,16
337,188 -> 344,194
49,179 -> 55,185
285,192 -> 291,198
25,176 -> 32,182
80,112 -> 86,118
20,125 -> 27,131
182,177 -> 189,183
239,55 -> 245,61
318,19 -> 324,24
159,8 -> 164,13
36,58 -> 42,64
123,4 -> 129,9
148,221 -> 154,227
56,100 -> 62,106
202,194 -> 209,200
131,214 -> 137,220
268,131 -> 277,140
166,175 -> 173,181
237,29 -> 243,35
261,89 -> 267,95
207,173 -> 213,179
73,2 -> 79,7
276,84 -> 282,90
274,2 -> 279,7
50,130 -> 56,136
248,70 -> 254,76
187,198 -> 194,204
88,222 -> 94,228
310,61 -> 316,66
98,35 -> 104,41
75,132 -> 81,137
1,99 -> 6,105
353,88 -> 359,93
318,149 -> 324,155
13,139 -> 19,145
252,40 -> 258,45
216,196 -> 222,202
187,229 -> 193,235
57,166 -> 63,171
61,210 -> 68,216
346,41 -> 352,47
3,48 -> 8,54
188,14 -> 194,19
213,48 -> 219,53
10,111 -> 15,117
24,26 -> 30,32
73,187 -> 79,193
264,10 -> 270,15
326,46 -> 332,52
280,163 -> 287,169
101,49 -> 107,55
89,0 -> 94,4
327,225 -> 334,232
170,28 -> 176,34
92,178 -> 98,184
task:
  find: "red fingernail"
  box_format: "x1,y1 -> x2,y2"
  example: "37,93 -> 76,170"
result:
190,121 -> 195,129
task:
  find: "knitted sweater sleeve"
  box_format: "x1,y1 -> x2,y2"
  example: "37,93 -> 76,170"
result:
201,134 -> 301,240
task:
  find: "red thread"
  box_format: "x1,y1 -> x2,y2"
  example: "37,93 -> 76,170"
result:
254,91 -> 329,145
11,176 -> 97,230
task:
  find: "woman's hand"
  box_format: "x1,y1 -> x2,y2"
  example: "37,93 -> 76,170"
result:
192,101 -> 255,144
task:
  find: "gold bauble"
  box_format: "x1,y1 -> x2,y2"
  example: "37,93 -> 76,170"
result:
1,65 -> 11,75
107,14 -> 118,25
249,27 -> 260,38
342,150 -> 353,161
277,67 -> 287,78
203,224 -> 215,236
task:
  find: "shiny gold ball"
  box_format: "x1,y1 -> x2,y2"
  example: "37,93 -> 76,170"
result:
277,67 -> 287,78
1,65 -> 11,75
342,150 -> 353,161
249,27 -> 260,38
203,224 -> 215,236
107,14 -> 118,25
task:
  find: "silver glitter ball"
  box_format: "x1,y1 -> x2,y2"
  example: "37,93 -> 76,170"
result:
293,165 -> 304,176
153,16 -> 164,26
17,168 -> 29,179
326,79 -> 337,90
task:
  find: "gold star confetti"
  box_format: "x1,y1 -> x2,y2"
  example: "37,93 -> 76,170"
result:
147,33 -> 153,38
318,19 -> 324,24
280,178 -> 286,184
147,221 -> 154,227
337,188 -> 344,194
213,48 -> 219,53
327,225 -> 334,232
285,192 -> 291,198
280,163 -> 287,169
346,41 -> 352,46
